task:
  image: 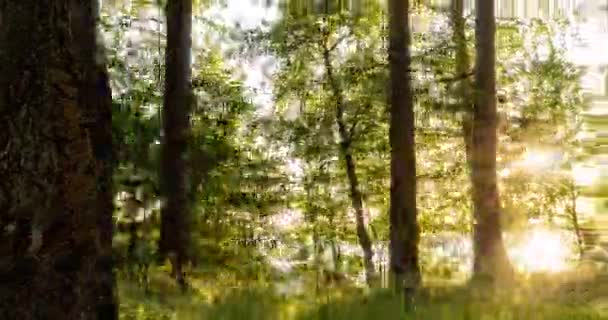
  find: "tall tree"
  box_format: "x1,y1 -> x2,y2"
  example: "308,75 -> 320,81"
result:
322,33 -> 377,287
0,0 -> 117,319
451,0 -> 473,168
83,2 -> 118,317
471,0 -> 513,282
388,0 -> 421,293
159,0 -> 193,290
310,1 -> 378,286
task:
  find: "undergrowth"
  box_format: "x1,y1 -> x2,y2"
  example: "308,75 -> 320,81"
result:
119,270 -> 608,320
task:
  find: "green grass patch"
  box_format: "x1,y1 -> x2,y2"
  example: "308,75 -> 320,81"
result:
118,270 -> 607,320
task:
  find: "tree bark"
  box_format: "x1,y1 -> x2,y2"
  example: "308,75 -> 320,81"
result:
451,0 -> 474,170
471,0 -> 513,283
76,1 -> 118,315
159,0 -> 193,291
322,44 -> 376,286
0,0 -> 116,319
342,148 -> 376,285
388,0 -> 421,294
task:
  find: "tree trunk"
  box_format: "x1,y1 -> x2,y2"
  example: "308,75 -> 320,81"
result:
322,44 -> 376,286
388,0 -> 421,294
451,0 -> 474,170
159,0 -> 193,291
567,182 -> 584,258
329,217 -> 341,277
471,0 -> 513,283
80,2 -> 118,317
89,65 -> 118,320
0,1 -> 116,319
313,221 -> 321,293
342,149 -> 376,285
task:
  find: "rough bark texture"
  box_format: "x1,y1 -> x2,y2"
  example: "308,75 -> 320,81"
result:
471,0 -> 513,283
322,43 -> 376,286
159,0 -> 193,290
0,0 -> 116,319
388,0 -> 421,293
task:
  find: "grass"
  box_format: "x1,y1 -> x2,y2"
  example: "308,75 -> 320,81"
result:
118,268 -> 608,320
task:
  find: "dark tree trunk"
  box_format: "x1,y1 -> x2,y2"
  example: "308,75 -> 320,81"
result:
88,66 -> 118,319
342,149 -> 376,285
159,0 -> 193,291
471,0 -> 513,283
321,44 -> 376,286
76,2 -> 118,316
0,0 -> 116,319
388,0 -> 421,294
451,0 -> 474,170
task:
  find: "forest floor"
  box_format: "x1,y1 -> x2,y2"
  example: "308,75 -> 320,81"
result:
118,265 -> 608,320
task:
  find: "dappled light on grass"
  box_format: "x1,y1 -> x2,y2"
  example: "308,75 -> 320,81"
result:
118,271 -> 607,320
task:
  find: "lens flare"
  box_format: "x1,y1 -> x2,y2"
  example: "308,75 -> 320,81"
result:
572,164 -> 600,186
519,149 -> 561,170
509,228 -> 573,273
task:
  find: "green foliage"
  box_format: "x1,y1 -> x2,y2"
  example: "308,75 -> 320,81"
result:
102,2 -> 287,278
118,272 -> 607,319
101,1 -> 599,318
254,3 -> 584,245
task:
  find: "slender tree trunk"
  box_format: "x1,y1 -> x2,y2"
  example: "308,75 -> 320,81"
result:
329,217 -> 341,277
388,0 -> 421,295
313,221 -> 321,292
0,1 -> 116,319
159,0 -> 193,291
451,0 -> 474,170
471,0 -> 513,283
567,183 -> 584,258
342,151 -> 376,284
128,218 -> 138,272
322,45 -> 376,286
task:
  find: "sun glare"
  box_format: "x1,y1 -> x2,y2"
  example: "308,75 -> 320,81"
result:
572,164 -> 600,186
509,228 -> 572,273
519,149 -> 560,170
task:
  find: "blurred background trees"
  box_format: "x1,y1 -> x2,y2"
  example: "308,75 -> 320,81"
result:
102,0 -> 602,292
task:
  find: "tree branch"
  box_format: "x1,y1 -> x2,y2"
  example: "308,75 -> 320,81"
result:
347,102 -> 370,140
436,71 -> 474,83
329,31 -> 352,52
